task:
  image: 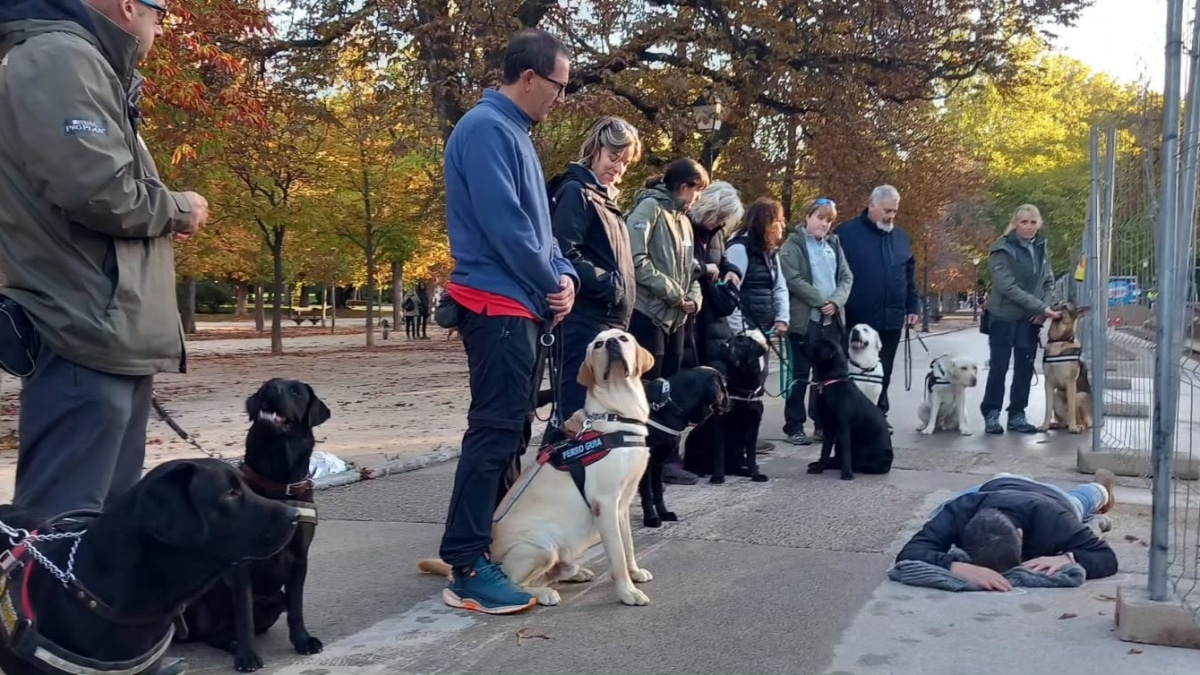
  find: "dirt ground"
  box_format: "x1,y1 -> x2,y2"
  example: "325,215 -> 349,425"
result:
0,325 -> 542,503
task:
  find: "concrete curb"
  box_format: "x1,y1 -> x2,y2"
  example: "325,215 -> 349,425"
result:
311,322 -> 981,492
314,448 -> 463,490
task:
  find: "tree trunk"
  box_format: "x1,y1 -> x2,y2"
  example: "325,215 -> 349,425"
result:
328,286 -> 337,333
365,245 -> 376,349
319,283 -> 328,328
254,285 -> 265,333
782,114 -> 799,222
234,284 -> 248,317
391,260 -> 403,329
270,227 -> 286,355
298,285 -> 310,308
178,276 -> 197,335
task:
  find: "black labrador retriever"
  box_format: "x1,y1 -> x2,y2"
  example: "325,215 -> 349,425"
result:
684,332 -> 770,483
806,339 -> 894,480
0,459 -> 298,675
178,378 -> 332,672
638,366 -> 730,527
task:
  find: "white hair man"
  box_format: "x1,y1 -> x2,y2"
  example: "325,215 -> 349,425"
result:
834,185 -> 919,427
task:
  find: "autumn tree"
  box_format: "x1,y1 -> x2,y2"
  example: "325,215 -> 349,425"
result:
221,87 -> 332,354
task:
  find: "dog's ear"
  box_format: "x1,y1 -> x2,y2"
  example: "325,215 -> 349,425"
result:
134,462 -> 209,548
245,389 -> 263,422
1076,305 -> 1092,318
634,344 -> 656,377
577,356 -> 596,388
305,384 -> 332,427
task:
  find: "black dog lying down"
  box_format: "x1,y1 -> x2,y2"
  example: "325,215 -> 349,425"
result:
807,338 -> 894,480
638,366 -> 730,527
178,378 -> 332,673
536,366 -> 729,528
0,459 -> 298,675
684,331 -> 770,483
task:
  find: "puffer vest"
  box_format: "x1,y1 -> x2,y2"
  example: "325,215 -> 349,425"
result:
731,235 -> 777,330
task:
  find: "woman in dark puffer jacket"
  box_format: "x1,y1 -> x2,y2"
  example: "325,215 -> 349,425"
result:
542,117 -> 643,442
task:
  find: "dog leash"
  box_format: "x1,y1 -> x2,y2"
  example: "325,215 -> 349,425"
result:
151,390 -> 231,461
531,322 -> 564,428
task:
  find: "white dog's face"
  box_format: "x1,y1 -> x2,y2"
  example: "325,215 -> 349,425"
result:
578,328 -> 655,387
848,324 -> 882,356
945,355 -> 980,387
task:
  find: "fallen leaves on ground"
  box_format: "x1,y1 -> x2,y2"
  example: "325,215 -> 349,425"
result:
516,627 -> 554,646
1057,612 -> 1078,620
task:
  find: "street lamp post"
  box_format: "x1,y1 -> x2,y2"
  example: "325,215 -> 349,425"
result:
922,240 -> 931,333
972,256 -> 982,322
691,91 -> 723,175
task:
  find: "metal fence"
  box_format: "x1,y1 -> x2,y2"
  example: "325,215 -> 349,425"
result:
1081,0 -> 1200,627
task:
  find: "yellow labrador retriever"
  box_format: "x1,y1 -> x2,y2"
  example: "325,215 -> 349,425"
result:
420,328 -> 656,607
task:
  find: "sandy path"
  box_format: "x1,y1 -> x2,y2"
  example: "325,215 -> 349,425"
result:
0,325 -> 553,503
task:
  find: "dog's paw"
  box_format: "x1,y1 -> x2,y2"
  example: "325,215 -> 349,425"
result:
659,511 -> 678,522
630,568 -> 653,583
919,425 -> 935,435
564,566 -> 595,583
292,636 -> 323,656
618,586 -> 650,606
709,475 -> 725,484
959,428 -> 972,436
643,514 -> 662,528
233,651 -> 265,673
806,461 -> 825,474
751,473 -> 769,482
531,587 -> 561,606
1069,426 -> 1083,434
840,472 -> 855,481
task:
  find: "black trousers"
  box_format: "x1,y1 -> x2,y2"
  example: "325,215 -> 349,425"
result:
981,317 -> 1040,416
418,312 -> 430,337
438,310 -> 540,569
628,310 -> 685,463
783,321 -> 842,435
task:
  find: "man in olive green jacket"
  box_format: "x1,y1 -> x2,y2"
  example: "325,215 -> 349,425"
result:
0,0 -> 208,517
777,225 -> 854,444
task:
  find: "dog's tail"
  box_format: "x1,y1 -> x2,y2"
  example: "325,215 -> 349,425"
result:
417,558 -> 454,578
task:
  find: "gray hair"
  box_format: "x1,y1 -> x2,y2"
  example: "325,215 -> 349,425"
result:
689,181 -> 744,229
870,184 -> 901,205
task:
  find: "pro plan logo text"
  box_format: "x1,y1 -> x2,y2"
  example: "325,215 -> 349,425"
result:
63,119 -> 108,137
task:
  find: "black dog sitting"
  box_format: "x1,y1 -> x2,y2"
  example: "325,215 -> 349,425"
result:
0,459 -> 298,675
806,339 -> 894,480
638,366 -> 730,527
684,331 -> 770,483
178,378 -> 331,672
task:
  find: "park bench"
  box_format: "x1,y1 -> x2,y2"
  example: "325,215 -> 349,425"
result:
290,308 -> 323,325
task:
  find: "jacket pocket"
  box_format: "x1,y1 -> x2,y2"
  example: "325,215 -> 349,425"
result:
101,240 -> 120,311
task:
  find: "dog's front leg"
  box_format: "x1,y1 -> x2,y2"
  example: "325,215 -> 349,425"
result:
837,428 -> 854,481
596,499 -> 648,606
956,388 -> 972,436
1038,368 -> 1055,432
228,566 -> 264,672
637,461 -> 660,528
285,535 -> 323,656
1067,375 -> 1081,434
619,483 -> 652,583
746,405 -> 768,482
920,390 -> 940,435
710,417 -> 727,484
650,453 -> 676,522
808,433 -> 834,474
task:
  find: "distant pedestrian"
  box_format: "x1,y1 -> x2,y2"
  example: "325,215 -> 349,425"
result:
836,185 -> 919,426
402,291 -> 419,339
437,28 -> 577,615
415,281 -> 431,339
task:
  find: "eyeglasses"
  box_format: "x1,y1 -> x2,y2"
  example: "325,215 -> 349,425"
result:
536,72 -> 568,100
138,0 -> 169,26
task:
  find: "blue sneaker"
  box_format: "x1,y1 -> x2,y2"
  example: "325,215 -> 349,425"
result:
443,553 -> 537,615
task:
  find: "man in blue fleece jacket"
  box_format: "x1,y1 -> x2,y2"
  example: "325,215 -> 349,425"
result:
437,28 -> 578,615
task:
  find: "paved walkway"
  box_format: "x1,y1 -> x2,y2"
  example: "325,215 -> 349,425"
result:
163,329 -> 1194,674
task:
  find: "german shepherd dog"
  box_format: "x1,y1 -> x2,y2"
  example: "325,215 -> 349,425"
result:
1039,302 -> 1093,434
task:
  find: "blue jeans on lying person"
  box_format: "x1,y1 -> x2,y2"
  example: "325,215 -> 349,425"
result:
931,472 -> 1108,524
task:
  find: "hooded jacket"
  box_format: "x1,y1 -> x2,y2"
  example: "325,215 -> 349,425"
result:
0,0 -> 192,375
547,162 -> 636,329
624,183 -> 702,332
986,232 -> 1054,322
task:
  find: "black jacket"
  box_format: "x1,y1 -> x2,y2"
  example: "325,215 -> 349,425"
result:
547,163 -> 636,328
836,211 -> 919,331
686,221 -> 738,366
895,480 -> 1118,580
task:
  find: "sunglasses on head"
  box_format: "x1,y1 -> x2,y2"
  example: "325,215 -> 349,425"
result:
814,197 -> 835,208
